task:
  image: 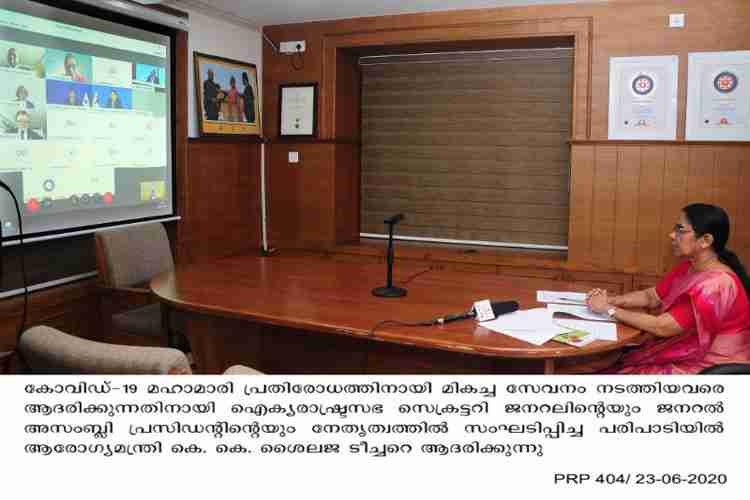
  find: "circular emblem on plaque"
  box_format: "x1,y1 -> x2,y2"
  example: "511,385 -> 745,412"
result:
714,71 -> 738,93
632,74 -> 655,96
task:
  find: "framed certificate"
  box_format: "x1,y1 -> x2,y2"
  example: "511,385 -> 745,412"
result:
686,50 -> 750,141
608,55 -> 679,140
279,83 -> 317,137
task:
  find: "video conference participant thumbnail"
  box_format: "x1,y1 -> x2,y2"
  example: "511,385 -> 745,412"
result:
0,41 -> 45,77
134,63 -> 165,88
4,70 -> 45,110
45,49 -> 92,83
0,102 -> 46,140
13,109 -> 42,140
46,80 -> 92,107
93,85 -> 133,110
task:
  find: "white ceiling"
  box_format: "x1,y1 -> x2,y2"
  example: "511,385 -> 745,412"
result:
169,0 -> 603,29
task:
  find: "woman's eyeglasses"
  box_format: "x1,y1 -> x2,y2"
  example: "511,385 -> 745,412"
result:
673,224 -> 694,237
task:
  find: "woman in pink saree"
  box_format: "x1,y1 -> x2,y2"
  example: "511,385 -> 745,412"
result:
586,204 -> 750,374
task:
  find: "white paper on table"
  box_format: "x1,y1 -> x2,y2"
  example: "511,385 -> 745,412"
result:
547,303 -> 613,322
536,290 -> 587,305
480,308 -> 570,346
554,318 -> 618,341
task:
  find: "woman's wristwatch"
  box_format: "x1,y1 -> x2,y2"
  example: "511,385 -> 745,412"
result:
607,306 -> 617,319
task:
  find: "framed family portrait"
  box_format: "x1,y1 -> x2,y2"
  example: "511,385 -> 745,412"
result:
194,52 -> 260,136
279,83 -> 317,137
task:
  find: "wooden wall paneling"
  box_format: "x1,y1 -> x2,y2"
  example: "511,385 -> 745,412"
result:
334,143 -> 360,244
589,146 -> 617,268
561,270 -> 631,295
571,16 -> 592,139
659,146 -> 690,273
239,144 -> 262,253
587,1 -> 750,139
263,1 -> 750,269
268,143 -> 336,248
263,27 -> 325,139
182,140 -> 261,263
322,17 -> 591,141
262,43 -> 278,139
0,280 -> 99,355
334,49 -> 361,142
686,147 -> 716,205
636,146 -> 666,275
567,145 -> 594,267
268,1 -> 750,143
297,145 -> 335,247
633,274 -> 661,291
714,147 -> 742,249
320,37 -> 336,140
268,142 -> 360,249
496,265 -> 562,280
268,143 -> 302,247
611,146 -> 640,271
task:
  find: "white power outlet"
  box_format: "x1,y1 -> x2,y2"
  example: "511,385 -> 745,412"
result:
280,40 -> 306,53
669,13 -> 685,28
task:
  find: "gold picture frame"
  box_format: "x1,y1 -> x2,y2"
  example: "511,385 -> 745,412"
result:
194,52 -> 260,136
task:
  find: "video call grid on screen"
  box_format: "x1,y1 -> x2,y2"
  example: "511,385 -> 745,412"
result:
0,0 -> 173,238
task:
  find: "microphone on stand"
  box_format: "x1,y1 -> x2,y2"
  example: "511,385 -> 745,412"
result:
372,213 -> 407,298
434,300 -> 519,325
383,213 -> 404,225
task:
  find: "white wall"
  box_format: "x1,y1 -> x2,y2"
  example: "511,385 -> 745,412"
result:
180,8 -> 262,137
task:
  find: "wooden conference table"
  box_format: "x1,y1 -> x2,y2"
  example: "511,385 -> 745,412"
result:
151,254 -> 643,374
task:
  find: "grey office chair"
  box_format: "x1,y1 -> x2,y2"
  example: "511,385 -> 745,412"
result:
94,223 -> 186,350
18,326 -> 191,374
17,326 -> 263,375
223,364 -> 264,375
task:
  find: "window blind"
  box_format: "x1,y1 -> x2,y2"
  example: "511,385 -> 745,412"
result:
360,49 -> 573,248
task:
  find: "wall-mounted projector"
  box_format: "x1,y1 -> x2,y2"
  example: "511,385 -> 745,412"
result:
73,0 -> 189,31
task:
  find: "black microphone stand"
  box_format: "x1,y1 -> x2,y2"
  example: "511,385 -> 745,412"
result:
372,214 -> 406,298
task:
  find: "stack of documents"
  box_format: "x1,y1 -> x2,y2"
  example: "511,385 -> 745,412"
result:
536,290 -> 587,305
478,291 -> 619,347
480,308 -> 569,346
537,290 -> 613,321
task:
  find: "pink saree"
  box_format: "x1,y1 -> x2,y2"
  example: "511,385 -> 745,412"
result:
614,263 -> 750,374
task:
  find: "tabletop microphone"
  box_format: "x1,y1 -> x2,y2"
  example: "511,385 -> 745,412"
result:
435,300 -> 519,325
372,213 -> 407,298
383,213 -> 404,225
